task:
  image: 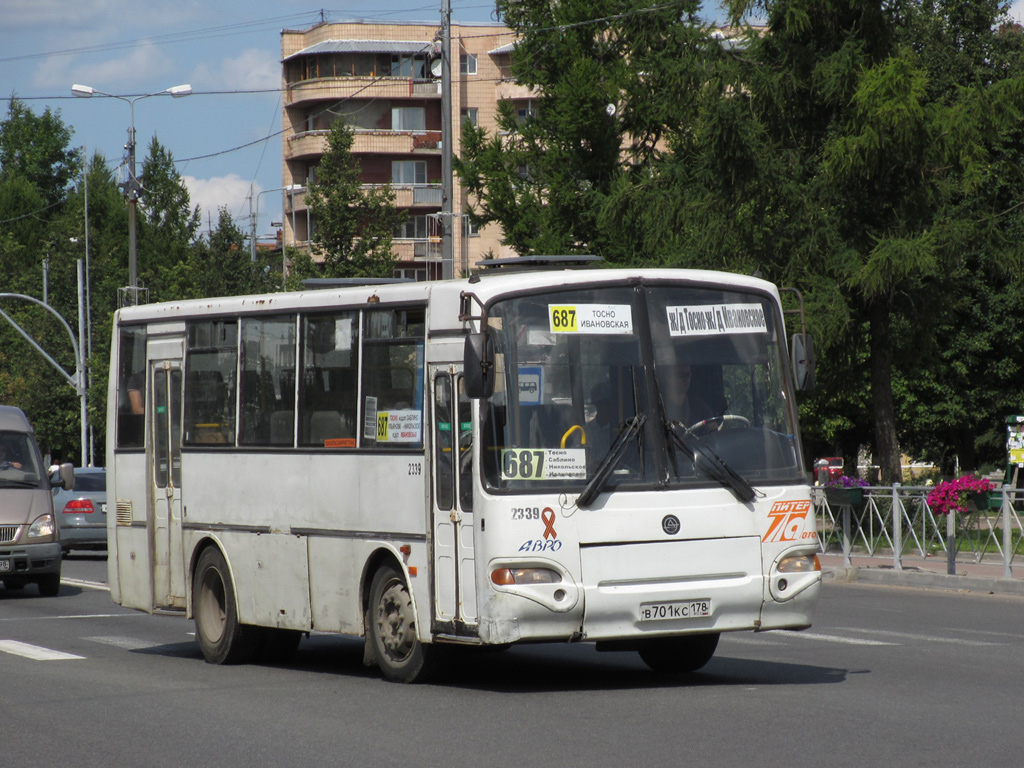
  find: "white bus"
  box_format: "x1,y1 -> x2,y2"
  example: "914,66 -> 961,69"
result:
106,261 -> 821,682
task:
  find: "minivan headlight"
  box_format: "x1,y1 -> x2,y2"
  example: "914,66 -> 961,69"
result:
28,513 -> 57,540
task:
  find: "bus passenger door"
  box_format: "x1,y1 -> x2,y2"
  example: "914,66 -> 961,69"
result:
149,358 -> 186,610
431,370 -> 477,632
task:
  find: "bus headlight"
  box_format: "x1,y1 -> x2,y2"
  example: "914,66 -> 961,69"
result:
777,554 -> 820,573
491,567 -> 562,585
28,513 -> 57,540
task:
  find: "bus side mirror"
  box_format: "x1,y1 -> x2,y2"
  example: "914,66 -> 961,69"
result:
464,331 -> 495,399
50,463 -> 75,491
791,333 -> 815,392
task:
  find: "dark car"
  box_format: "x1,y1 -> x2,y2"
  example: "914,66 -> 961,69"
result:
54,467 -> 107,555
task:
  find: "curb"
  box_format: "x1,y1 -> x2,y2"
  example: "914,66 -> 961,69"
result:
823,566 -> 1024,597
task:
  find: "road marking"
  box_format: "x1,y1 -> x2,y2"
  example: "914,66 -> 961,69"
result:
85,635 -> 160,651
838,627 -> 1001,647
0,613 -> 137,623
0,639 -> 84,660
61,577 -> 110,592
786,632 -> 896,646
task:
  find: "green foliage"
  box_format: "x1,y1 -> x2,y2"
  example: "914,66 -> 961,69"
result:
467,0 -> 1024,480
0,95 -> 78,208
305,121 -> 405,278
165,207 -> 278,299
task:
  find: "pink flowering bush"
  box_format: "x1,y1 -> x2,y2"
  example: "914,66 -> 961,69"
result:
926,475 -> 994,515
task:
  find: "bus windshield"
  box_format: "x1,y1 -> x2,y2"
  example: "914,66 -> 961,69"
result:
479,283 -> 804,496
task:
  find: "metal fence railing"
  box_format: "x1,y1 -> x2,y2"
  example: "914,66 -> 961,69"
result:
814,485 -> 1024,578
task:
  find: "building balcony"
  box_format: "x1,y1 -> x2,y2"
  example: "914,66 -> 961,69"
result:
495,80 -> 537,100
285,185 -> 441,213
285,129 -> 442,161
393,238 -> 442,262
286,77 -> 441,107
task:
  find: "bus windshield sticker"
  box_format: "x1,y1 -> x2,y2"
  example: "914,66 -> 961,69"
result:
518,366 -> 542,404
363,395 -> 378,440
666,303 -> 768,337
501,448 -> 587,480
548,304 -> 633,335
376,409 -> 422,443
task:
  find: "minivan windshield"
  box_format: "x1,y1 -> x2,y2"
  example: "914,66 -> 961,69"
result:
0,430 -> 46,489
479,282 -> 805,497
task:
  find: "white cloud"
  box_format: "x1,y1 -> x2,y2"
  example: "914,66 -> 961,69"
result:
183,173 -> 255,232
189,48 -> 280,92
34,42 -> 173,90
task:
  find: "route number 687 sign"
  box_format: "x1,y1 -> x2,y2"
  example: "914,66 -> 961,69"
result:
501,448 -> 587,480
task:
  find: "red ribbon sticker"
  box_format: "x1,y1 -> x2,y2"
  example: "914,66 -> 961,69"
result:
541,507 -> 557,539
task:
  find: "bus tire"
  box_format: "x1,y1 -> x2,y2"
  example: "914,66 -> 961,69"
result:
638,632 -> 720,675
367,564 -> 434,683
37,574 -> 61,597
193,547 -> 260,664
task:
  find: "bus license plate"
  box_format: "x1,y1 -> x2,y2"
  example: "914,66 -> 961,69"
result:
640,599 -> 711,621
0,560 -> 9,572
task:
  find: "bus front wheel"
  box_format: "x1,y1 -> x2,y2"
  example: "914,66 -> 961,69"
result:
638,632 -> 720,675
193,547 -> 260,664
367,564 -> 435,683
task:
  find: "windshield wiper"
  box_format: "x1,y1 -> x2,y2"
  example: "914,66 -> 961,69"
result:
665,420 -> 756,503
576,413 -> 646,508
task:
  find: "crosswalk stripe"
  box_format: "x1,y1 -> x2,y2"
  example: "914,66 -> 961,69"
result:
0,639 -> 85,660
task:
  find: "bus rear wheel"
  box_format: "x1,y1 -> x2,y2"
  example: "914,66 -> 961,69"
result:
638,633 -> 720,675
193,547 -> 260,664
367,564 -> 435,683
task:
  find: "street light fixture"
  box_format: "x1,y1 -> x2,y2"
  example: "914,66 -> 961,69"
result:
71,83 -> 192,306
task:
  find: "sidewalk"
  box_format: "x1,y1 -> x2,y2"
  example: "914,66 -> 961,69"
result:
818,553 -> 1024,596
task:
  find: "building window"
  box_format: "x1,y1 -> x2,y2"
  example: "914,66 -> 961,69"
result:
391,54 -> 427,78
460,54 -> 477,75
392,107 -> 426,132
461,108 -> 478,126
396,215 -> 430,239
392,160 -> 428,186
462,216 -> 479,237
394,266 -> 427,281
517,101 -> 536,123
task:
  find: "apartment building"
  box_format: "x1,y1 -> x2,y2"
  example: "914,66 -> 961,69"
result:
280,19 -> 526,279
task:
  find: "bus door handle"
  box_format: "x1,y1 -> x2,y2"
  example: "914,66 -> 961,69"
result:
450,510 -> 463,523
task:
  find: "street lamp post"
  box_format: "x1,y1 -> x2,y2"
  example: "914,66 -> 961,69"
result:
71,83 -> 192,306
249,186 -> 286,263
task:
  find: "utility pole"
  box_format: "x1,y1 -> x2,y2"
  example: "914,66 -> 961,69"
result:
440,0 -> 454,279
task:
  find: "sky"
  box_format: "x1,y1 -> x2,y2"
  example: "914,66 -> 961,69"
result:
0,0 -> 504,242
3,0 -> 1024,246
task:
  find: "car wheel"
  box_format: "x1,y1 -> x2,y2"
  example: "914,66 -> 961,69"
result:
637,633 -> 720,674
193,547 -> 261,664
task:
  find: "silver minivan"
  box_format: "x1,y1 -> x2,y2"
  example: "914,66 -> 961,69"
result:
0,405 -> 73,596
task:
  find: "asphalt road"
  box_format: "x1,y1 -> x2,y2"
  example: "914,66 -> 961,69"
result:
2,555 -> 1022,768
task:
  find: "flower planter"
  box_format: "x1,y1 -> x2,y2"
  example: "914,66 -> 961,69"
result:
965,491 -> 1000,513
825,487 -> 864,507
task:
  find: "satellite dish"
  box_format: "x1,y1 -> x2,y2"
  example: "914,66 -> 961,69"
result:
431,58 -> 443,77
606,103 -> 616,117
